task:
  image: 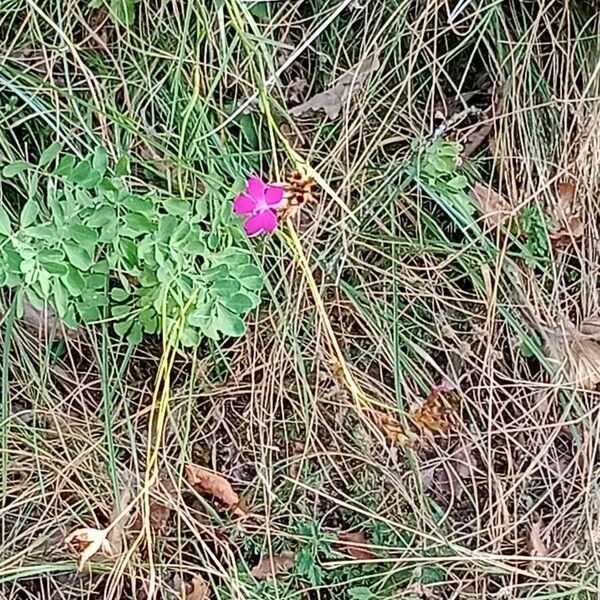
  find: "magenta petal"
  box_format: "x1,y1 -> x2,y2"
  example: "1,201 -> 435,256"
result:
244,209 -> 278,237
233,193 -> 256,215
246,175 -> 267,200
264,185 -> 285,207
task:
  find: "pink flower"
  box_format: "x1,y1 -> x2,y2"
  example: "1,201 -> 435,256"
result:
233,175 -> 285,237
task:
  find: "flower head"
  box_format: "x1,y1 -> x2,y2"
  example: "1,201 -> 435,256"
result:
233,175 -> 285,237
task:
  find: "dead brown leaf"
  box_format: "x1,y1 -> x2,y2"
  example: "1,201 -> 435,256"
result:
251,551 -> 296,580
548,181 -> 584,248
131,477 -> 174,534
469,182 -> 512,226
527,517 -> 549,557
290,55 -> 379,120
409,386 -> 460,437
544,325 -> 600,389
338,530 -> 376,560
174,574 -> 211,599
185,464 -> 246,516
65,527 -> 114,571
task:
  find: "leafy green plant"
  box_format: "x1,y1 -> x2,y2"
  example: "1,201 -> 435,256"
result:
520,205 -> 550,266
413,139 -> 474,222
0,144 -> 263,346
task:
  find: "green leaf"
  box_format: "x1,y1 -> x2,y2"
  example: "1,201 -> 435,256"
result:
163,198 -> 191,216
63,241 -> 93,271
54,154 -> 76,176
179,325 -> 200,347
119,238 -> 139,269
212,278 -> 240,296
2,161 -> 31,178
38,251 -> 68,275
77,302 -> 101,323
112,0 -> 136,26
87,205 -> 117,228
0,205 -> 12,236
23,224 -> 56,240
127,196 -> 155,216
114,318 -> 133,337
110,287 -> 130,302
68,224 -> 99,245
111,304 -> 131,318
20,258 -> 36,274
220,293 -> 253,314
127,322 -> 143,345
115,154 -> 130,177
214,304 -> 245,337
53,280 -> 68,318
61,268 -> 86,297
123,212 -> 154,232
447,174 -> 468,191
19,200 -> 40,228
39,142 -> 63,166
80,170 -> 103,189
170,221 -> 190,245
158,215 -> 178,241
348,588 -> 376,600
38,270 -> 51,297
239,275 -> 263,291
69,159 -> 92,184
25,289 -> 45,311
92,147 -> 108,175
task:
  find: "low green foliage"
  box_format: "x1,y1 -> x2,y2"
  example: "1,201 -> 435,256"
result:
0,145 -> 263,346
413,139 -> 474,223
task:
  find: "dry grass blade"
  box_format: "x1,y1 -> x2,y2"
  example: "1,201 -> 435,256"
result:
290,54 -> 379,119
251,551 -> 296,580
185,464 -> 246,516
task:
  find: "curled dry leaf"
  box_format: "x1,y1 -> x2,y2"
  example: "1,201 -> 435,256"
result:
290,55 -> 379,120
527,518 -> 549,557
174,574 -> 212,600
544,324 -> 600,389
185,464 -> 246,516
469,182 -> 512,226
409,385 -> 460,437
338,530 -> 376,560
131,476 -> 174,534
251,551 -> 296,580
65,527 -> 114,571
548,181 -> 584,248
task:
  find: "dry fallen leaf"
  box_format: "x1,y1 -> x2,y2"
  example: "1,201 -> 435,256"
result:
527,517 -> 549,557
409,386 -> 460,437
251,551 -> 296,580
469,182 -> 512,226
185,464 -> 246,516
338,530 -> 376,560
545,333 -> 600,389
290,55 -> 379,120
173,574 -> 211,599
131,476 -> 174,534
65,527 -> 114,571
548,181 -> 584,248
